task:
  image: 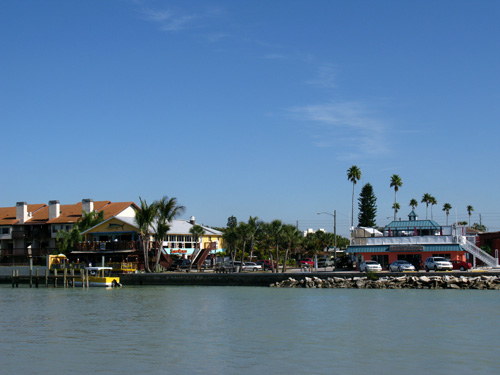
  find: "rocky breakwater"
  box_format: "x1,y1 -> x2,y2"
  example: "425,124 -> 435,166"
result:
270,274 -> 500,289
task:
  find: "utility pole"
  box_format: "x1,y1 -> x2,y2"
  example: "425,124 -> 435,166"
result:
334,210 -> 337,260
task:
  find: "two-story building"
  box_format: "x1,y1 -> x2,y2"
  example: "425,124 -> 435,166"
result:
347,211 -> 498,270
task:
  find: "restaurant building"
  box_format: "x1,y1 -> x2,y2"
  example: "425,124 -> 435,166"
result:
347,211 -> 497,270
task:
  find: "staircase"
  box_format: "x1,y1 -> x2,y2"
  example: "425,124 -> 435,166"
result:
460,237 -> 500,268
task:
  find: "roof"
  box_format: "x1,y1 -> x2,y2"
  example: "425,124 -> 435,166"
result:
81,217 -> 223,237
384,219 -> 441,231
347,243 -> 464,253
0,201 -> 138,226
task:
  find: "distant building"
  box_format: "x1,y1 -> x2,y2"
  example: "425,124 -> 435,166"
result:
347,211 -> 498,270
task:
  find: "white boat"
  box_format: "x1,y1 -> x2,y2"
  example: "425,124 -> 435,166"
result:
74,267 -> 122,287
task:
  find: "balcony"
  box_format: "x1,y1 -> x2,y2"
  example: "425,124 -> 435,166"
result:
73,240 -> 139,253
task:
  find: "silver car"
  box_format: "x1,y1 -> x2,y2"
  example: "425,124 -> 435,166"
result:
242,262 -> 262,271
425,257 -> 453,272
360,260 -> 382,272
388,260 -> 416,272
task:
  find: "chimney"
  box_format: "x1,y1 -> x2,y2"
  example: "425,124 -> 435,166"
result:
16,202 -> 28,224
82,198 -> 94,214
189,216 -> 196,225
49,200 -> 60,220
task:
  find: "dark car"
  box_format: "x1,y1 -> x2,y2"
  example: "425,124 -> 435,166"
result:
168,259 -> 191,271
451,260 -> 472,271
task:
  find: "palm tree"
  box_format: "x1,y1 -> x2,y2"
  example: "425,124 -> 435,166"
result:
429,196 -> 437,220
134,197 -> 158,272
154,196 -> 185,272
246,216 -> 259,263
268,220 -> 283,273
347,165 -> 362,228
390,174 -> 403,220
236,222 -> 251,272
189,224 -> 205,271
421,193 -> 432,220
442,203 -> 452,225
467,205 -> 474,227
392,203 -> 400,219
281,224 -> 302,273
409,198 -> 418,211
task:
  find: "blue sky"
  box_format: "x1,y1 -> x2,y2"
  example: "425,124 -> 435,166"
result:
1,0 -> 499,237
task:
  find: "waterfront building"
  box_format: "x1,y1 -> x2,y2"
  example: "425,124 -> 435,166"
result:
0,199 -> 137,265
347,211 -> 498,269
79,215 -> 223,258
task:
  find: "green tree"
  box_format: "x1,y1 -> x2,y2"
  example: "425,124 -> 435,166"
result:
442,203 -> 452,225
390,174 -> 403,220
154,196 -> 185,272
134,197 -> 157,273
429,196 -> 437,220
358,183 -> 377,227
392,202 -> 400,218
467,205 -> 474,226
268,220 -> 283,273
471,223 -> 486,232
421,193 -> 432,220
189,224 -> 205,272
347,165 -> 362,228
409,198 -> 418,211
56,210 -> 105,254
281,224 -> 302,272
223,216 -> 238,262
246,216 -> 259,263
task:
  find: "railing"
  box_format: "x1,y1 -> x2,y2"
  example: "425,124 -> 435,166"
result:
461,237 -> 499,268
74,241 -> 138,252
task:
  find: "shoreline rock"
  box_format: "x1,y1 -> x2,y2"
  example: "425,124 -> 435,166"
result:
270,275 -> 500,289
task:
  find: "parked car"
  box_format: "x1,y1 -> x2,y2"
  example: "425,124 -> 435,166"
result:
256,260 -> 277,270
425,257 -> 453,272
242,262 -> 262,271
451,260 -> 472,271
168,259 -> 191,271
299,258 -> 315,267
388,260 -> 416,272
359,260 -> 382,272
317,258 -> 335,268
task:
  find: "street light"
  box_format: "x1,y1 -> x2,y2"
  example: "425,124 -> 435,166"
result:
317,211 -> 337,260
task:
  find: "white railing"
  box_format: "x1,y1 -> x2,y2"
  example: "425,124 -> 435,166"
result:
460,237 -> 499,268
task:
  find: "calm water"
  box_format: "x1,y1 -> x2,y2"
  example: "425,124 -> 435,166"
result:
1,285 -> 499,374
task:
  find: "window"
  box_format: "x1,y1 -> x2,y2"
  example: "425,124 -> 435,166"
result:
1,227 -> 9,235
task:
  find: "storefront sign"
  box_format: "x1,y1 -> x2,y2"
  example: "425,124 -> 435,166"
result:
171,249 -> 188,254
389,245 -> 423,252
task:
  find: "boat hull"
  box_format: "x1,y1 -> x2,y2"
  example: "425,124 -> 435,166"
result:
74,276 -> 121,287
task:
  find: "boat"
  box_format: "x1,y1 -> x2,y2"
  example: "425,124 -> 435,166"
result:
74,267 -> 122,287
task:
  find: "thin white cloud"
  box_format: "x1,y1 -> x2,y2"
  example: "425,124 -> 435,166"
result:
139,7 -> 198,32
290,101 -> 390,159
305,63 -> 337,88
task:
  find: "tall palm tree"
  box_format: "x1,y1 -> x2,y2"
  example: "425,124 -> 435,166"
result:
134,197 -> 158,273
236,222 -> 251,271
246,216 -> 259,263
154,196 -> 185,272
442,203 -> 452,225
409,198 -> 418,211
390,174 -> 403,220
347,165 -> 362,228
281,224 -> 302,273
268,220 -> 283,273
421,193 -> 432,220
189,224 -> 205,271
429,196 -> 437,220
392,203 -> 400,219
467,205 -> 474,227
